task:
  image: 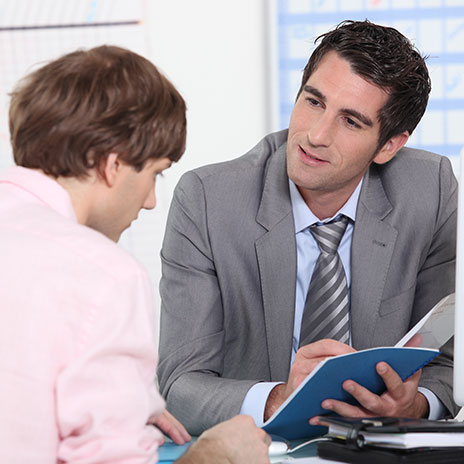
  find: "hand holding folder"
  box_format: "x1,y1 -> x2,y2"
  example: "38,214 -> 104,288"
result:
262,294 -> 455,440
262,347 -> 439,440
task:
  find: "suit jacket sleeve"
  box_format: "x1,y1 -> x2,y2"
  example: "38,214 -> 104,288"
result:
157,171 -> 260,435
414,156 -> 458,417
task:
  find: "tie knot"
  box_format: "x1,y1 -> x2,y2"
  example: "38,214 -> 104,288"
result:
309,215 -> 349,254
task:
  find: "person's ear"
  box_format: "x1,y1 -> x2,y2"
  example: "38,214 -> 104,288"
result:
100,153 -> 121,187
373,131 -> 409,165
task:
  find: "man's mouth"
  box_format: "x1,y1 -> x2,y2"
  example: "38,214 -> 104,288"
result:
299,145 -> 325,162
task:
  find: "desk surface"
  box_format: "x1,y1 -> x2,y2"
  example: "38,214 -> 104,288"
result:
158,440 -> 340,463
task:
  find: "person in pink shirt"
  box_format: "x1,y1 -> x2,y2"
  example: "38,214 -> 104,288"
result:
0,45 -> 270,464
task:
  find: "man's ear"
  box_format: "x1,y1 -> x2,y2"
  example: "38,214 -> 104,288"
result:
100,153 -> 121,187
373,131 -> 409,165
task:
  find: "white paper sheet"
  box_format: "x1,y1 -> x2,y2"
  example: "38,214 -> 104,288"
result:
395,293 -> 455,349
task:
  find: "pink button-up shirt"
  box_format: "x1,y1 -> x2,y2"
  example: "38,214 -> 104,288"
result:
0,166 -> 165,463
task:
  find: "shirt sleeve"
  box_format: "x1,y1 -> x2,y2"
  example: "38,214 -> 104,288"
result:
56,266 -> 165,464
240,382 -> 283,427
418,387 -> 446,420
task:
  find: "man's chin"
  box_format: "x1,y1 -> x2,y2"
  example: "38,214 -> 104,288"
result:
288,167 -> 317,191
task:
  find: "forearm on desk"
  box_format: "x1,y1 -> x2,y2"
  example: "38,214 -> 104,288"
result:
162,371 -> 259,435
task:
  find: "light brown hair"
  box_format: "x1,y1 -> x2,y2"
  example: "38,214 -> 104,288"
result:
9,45 -> 186,177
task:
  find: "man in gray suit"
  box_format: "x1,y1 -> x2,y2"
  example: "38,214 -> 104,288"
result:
158,20 -> 458,435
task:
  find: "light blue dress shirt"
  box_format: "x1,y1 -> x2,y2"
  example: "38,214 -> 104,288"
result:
289,179 -> 359,360
240,179 -> 443,425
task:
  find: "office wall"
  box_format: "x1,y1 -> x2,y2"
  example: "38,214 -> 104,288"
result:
118,1 -> 269,333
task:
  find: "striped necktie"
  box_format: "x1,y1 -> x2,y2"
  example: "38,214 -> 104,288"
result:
299,215 -> 350,347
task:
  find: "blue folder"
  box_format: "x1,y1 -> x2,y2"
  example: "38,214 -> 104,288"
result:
262,347 -> 439,440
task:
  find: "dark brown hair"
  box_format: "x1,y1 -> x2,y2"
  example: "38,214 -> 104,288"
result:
298,20 -> 431,150
9,45 -> 186,177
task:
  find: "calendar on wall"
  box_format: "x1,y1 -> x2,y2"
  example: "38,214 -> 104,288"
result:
269,0 -> 464,162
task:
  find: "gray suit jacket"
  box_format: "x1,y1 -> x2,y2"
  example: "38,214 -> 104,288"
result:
158,130 -> 458,435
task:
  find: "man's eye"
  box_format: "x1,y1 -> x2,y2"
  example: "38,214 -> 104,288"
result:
306,97 -> 321,107
345,117 -> 361,129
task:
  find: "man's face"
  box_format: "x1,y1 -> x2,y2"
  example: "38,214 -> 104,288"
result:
99,157 -> 172,241
287,51 -> 391,214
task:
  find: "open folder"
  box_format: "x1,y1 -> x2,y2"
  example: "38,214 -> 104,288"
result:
262,346 -> 439,440
262,294 -> 455,440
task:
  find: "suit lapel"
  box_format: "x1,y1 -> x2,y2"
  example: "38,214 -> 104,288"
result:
253,145 -> 399,371
255,142 -> 297,381
351,165 -> 398,349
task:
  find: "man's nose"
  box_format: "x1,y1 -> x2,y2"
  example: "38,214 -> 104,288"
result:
307,112 -> 335,147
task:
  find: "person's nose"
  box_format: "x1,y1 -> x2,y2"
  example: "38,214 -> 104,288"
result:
307,111 -> 335,147
143,187 -> 157,210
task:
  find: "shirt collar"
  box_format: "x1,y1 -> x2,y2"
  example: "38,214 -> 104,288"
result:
289,178 -> 363,233
0,166 -> 77,221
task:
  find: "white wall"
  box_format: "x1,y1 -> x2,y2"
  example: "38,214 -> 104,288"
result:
118,1 -> 269,335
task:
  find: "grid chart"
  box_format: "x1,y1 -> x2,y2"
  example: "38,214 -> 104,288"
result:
0,0 -> 148,172
274,0 -> 464,160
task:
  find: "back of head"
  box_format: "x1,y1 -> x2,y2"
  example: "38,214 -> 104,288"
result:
298,20 -> 431,150
9,45 -> 186,177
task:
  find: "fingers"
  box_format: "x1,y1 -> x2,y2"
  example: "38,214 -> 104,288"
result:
164,410 -> 192,442
314,363 -> 424,420
297,339 -> 356,360
309,415 -> 326,426
291,339 -> 355,381
376,362 -> 421,401
404,333 -> 423,348
150,410 -> 191,445
375,362 -> 405,400
320,373 -> 389,416
286,340 -> 357,407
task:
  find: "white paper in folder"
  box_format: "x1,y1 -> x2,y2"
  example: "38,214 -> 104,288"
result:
395,293 -> 455,349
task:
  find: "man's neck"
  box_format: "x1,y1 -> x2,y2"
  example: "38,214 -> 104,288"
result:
298,188 -> 353,221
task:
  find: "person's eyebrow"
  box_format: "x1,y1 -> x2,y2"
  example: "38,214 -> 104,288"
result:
303,85 -> 326,103
303,84 -> 374,127
341,108 -> 373,127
